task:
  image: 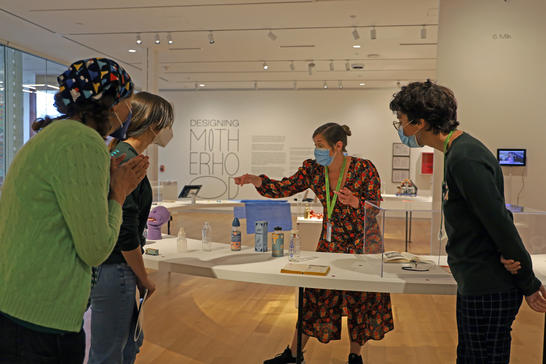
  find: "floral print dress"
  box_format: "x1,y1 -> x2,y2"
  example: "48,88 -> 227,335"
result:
257,157 -> 394,345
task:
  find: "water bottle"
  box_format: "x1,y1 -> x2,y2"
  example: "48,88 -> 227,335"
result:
289,230 -> 301,261
231,217 -> 242,251
202,221 -> 212,251
177,227 -> 188,253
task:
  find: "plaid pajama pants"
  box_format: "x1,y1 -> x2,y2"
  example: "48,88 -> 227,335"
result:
456,289 -> 523,364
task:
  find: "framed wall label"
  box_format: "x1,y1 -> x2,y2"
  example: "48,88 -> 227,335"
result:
393,143 -> 410,156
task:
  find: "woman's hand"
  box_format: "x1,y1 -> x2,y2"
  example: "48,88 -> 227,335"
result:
234,173 -> 262,188
500,255 -> 521,275
335,187 -> 359,209
526,285 -> 546,313
137,276 -> 156,299
110,154 -> 149,205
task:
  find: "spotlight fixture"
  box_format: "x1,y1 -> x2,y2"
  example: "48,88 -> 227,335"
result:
263,62 -> 269,70
370,26 -> 376,40
154,33 -> 160,44
352,45 -> 361,49
254,81 -> 258,90
345,61 -> 350,71
167,33 -> 173,44
420,25 -> 427,39
352,27 -> 360,40
359,82 -> 366,86
323,81 -> 328,89
329,60 -> 334,72
290,61 -> 295,71
199,83 -> 206,87
293,81 -> 297,90
338,80 -> 343,89
267,30 -> 277,41
136,33 -> 142,44
308,62 -> 315,76
208,31 -> 215,44
128,49 -> 136,53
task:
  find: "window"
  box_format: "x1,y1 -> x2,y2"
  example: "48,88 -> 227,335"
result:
0,46 -> 65,187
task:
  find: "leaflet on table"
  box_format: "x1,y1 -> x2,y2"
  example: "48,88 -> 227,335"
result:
281,263 -> 330,276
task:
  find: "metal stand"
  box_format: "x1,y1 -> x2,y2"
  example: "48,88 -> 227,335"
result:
296,287 -> 304,364
404,211 -> 414,252
543,313 -> 546,364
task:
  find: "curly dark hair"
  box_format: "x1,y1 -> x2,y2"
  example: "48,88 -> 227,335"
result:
32,87 -> 132,137
389,80 -> 459,134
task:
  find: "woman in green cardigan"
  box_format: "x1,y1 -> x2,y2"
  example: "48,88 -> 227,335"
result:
0,58 -> 148,363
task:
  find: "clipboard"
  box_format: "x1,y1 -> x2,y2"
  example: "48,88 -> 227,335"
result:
133,288 -> 148,342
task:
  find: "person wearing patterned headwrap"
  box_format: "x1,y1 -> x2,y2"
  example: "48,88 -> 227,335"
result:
0,58 -> 149,363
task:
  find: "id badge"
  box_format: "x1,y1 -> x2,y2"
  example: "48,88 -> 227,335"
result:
326,222 -> 332,242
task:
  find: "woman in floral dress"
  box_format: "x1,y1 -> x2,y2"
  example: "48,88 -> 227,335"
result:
235,122 -> 393,364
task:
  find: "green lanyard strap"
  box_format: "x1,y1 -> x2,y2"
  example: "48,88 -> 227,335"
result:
325,157 -> 347,221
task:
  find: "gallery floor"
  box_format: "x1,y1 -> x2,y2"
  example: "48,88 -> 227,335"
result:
90,212 -> 545,363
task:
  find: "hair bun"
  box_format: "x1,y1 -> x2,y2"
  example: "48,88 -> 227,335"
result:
341,124 -> 352,136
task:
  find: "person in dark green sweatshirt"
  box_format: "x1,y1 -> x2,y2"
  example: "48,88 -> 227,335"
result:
389,80 -> 546,364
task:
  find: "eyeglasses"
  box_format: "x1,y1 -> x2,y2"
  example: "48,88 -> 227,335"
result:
401,260 -> 434,272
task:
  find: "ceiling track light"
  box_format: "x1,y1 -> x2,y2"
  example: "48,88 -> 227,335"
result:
370,26 -> 377,40
254,81 -> 258,90
154,33 -> 160,44
136,33 -> 142,45
167,33 -> 173,44
323,81 -> 328,89
293,81 -> 297,90
352,27 -> 360,41
345,60 -> 350,72
263,62 -> 269,70
290,61 -> 295,71
338,80 -> 343,89
329,60 -> 334,72
267,30 -> 277,41
208,31 -> 215,44
420,25 -> 427,39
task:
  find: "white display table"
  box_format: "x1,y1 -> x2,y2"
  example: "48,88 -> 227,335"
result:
143,237 -> 458,294
143,237 -> 546,364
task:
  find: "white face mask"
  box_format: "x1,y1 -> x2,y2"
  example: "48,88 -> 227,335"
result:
153,127 -> 173,147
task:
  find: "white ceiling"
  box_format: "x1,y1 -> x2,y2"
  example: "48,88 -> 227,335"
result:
0,0 -> 439,90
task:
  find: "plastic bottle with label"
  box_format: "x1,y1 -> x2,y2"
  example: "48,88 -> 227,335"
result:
288,230 -> 301,262
231,217 -> 242,251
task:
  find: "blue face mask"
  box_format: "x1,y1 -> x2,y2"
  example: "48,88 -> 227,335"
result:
314,148 -> 333,166
398,124 -> 422,148
110,110 -> 132,140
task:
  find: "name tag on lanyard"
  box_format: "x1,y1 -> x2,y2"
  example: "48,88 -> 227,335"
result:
325,158 -> 347,243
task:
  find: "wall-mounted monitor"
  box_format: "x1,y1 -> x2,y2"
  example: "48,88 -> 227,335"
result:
497,148 -> 526,166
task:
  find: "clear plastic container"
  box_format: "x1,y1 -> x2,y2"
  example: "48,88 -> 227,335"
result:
288,230 -> 301,262
202,221 -> 212,251
177,227 -> 188,253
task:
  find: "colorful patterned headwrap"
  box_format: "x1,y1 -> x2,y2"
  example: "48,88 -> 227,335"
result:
57,58 -> 133,107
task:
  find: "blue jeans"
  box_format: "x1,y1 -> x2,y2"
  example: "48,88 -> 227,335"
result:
89,263 -> 143,364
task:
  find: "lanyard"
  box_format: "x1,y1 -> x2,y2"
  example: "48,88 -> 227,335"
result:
325,157 -> 347,221
438,130 -> 455,243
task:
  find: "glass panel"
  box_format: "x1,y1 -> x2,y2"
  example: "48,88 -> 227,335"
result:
2,48 -> 66,183
0,45 -> 5,186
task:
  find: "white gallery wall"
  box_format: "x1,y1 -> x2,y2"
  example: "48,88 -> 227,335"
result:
158,89 -> 434,200
437,0 -> 546,210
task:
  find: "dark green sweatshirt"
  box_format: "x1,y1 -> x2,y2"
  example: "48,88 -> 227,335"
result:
103,141 -> 152,265
444,133 -> 541,296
